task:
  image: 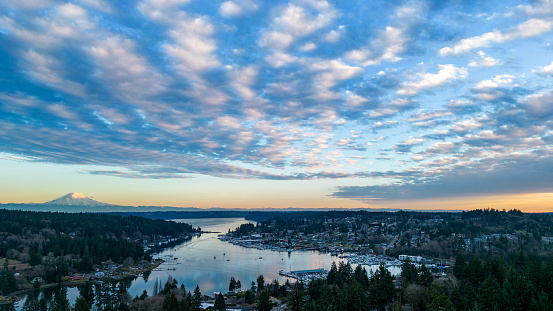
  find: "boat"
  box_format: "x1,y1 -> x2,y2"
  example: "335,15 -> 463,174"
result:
214,256 -> 216,259
259,257 -> 262,259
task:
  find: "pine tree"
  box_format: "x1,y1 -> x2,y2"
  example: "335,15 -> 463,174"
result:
245,290 -> 255,304
353,265 -> 369,290
51,287 -> 71,311
192,285 -> 202,311
162,293 -> 179,311
0,302 -> 16,311
257,275 -> 265,292
214,293 -> 226,311
229,277 -> 237,292
368,263 -> 394,311
257,291 -> 272,311
78,281 -> 95,308
153,277 -> 159,296
418,264 -> 433,287
74,297 -> 90,311
426,283 -> 454,311
479,276 -> 502,310
327,261 -> 339,285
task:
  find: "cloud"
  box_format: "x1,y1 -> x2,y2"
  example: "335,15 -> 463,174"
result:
470,74 -> 519,101
523,90 -> 553,118
259,1 -> 339,50
265,51 -> 298,67
440,18 -> 553,55
508,0 -> 553,17
394,137 -> 425,153
536,61 -> 553,76
397,64 -> 467,96
89,37 -> 167,102
331,150 -> 553,201
346,26 -> 407,66
406,110 -> 452,122
369,98 -> 417,119
1,0 -> 553,203
300,42 -> 317,51
324,25 -> 345,43
468,51 -> 502,67
219,0 -> 259,18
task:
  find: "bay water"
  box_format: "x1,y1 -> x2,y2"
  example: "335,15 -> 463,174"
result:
15,217 -> 400,309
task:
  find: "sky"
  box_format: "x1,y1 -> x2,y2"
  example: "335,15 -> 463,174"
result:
1,0 -> 553,211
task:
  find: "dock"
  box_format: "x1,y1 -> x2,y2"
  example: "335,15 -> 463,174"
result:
278,268 -> 328,283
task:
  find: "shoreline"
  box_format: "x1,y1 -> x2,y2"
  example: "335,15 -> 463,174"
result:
1,259 -> 165,305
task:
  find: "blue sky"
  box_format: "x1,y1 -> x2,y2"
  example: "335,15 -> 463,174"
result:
1,0 -> 553,210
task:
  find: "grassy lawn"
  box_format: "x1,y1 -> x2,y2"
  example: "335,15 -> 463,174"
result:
0,257 -> 30,271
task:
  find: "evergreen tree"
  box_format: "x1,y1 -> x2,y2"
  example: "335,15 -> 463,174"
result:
289,282 -> 305,311
51,287 -> 70,311
530,290 -> 553,311
426,283 -> 454,311
153,277 -> 159,296
21,291 -> 41,311
214,293 -> 226,311
454,253 -> 466,279
337,261 -> 353,286
229,277 -> 237,292
180,291 -> 192,311
74,297 -> 90,311
451,281 -> 475,311
0,261 -> 17,295
257,291 -> 272,311
162,293 -> 179,311
257,275 -> 265,292
368,263 -> 394,311
353,265 -> 369,291
327,262 -> 339,285
78,281 -> 95,308
467,256 -> 485,286
0,303 -> 16,311
307,278 -> 331,308
244,290 -> 255,304
502,268 -> 531,311
479,276 -> 502,310
342,281 -> 369,311
418,264 -> 433,287
400,260 -> 418,286
192,285 -> 202,311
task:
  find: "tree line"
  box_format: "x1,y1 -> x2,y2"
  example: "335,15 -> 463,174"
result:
0,209 -> 198,295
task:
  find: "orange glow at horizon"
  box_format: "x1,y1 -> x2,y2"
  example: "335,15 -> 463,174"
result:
99,192 -> 553,212
373,192 -> 553,213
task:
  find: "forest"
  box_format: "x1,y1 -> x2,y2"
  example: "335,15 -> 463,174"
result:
0,209 -> 198,295
10,250 -> 552,311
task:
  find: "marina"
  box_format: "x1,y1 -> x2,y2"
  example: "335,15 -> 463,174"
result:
278,268 -> 328,283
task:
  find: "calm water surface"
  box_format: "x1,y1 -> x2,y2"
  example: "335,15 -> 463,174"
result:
127,217 -> 340,296
16,217 -> 399,309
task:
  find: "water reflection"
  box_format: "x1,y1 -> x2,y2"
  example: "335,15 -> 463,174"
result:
127,218 -> 342,296
126,217 -> 400,297
16,217 -> 400,309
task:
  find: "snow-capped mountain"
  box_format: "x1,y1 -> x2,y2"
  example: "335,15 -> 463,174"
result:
44,192 -> 110,207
